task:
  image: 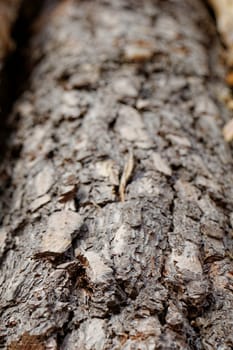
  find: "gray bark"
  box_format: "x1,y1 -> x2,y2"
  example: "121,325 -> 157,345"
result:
0,0 -> 233,349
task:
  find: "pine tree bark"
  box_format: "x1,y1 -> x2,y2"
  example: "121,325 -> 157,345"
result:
0,0 -> 233,349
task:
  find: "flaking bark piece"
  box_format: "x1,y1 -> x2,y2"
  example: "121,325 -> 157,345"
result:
152,152 -> 172,176
34,165 -> 55,197
30,194 -> 51,212
123,40 -> 154,62
58,184 -> 78,203
119,150 -> 134,202
38,210 -> 83,254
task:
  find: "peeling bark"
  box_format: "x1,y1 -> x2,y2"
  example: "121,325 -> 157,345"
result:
0,0 -> 233,349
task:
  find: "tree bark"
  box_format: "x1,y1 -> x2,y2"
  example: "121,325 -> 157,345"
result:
0,0 -> 233,349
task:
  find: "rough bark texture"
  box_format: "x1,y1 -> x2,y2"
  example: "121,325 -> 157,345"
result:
0,0 -> 233,349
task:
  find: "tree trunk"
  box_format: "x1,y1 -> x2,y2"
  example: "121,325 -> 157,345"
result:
0,0 -> 233,349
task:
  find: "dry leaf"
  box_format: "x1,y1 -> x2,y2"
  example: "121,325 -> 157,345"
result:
119,150 -> 134,202
223,118 -> 233,142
